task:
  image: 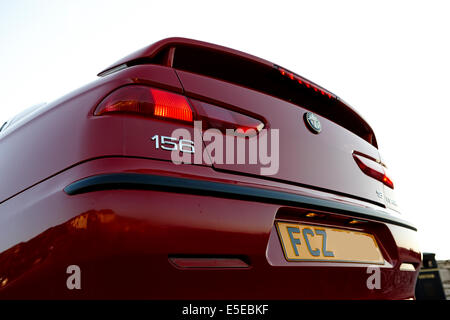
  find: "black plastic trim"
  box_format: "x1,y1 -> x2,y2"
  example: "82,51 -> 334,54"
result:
64,173 -> 417,231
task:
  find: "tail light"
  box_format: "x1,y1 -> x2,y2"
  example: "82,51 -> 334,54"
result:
94,85 -> 264,136
94,85 -> 193,122
353,153 -> 394,189
188,98 -> 264,136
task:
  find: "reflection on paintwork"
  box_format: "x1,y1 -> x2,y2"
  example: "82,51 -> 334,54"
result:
0,209 -> 143,293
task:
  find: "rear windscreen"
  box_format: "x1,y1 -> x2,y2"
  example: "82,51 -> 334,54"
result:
133,45 -> 377,148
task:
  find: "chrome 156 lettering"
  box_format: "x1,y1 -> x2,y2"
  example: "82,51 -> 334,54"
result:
151,135 -> 195,153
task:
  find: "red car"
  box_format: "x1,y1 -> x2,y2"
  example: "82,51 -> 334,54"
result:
0,37 -> 420,299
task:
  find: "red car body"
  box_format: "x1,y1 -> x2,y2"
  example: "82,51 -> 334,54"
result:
0,38 -> 420,299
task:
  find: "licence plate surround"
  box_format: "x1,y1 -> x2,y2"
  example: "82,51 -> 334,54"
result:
275,221 -> 384,264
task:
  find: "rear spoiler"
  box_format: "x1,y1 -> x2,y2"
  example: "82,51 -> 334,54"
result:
98,37 -> 378,148
97,37 -> 273,77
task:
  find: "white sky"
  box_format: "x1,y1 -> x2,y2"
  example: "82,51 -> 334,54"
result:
1,0 -> 449,259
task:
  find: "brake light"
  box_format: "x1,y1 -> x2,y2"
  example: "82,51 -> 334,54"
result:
353,153 -> 394,189
94,85 -> 193,122
94,85 -> 264,136
277,66 -> 335,99
152,89 -> 193,122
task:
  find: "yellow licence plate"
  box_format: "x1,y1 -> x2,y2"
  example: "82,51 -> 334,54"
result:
276,221 -> 384,264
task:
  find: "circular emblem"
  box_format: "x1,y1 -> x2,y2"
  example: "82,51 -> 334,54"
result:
304,112 -> 322,134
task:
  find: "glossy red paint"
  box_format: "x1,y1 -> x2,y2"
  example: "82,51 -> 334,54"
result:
177,70 -> 384,205
0,38 -> 420,299
0,158 -> 420,299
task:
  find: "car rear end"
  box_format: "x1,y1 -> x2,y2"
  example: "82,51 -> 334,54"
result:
0,38 -> 420,299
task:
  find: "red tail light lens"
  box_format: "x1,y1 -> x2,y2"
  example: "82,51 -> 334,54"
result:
381,168 -> 394,189
94,85 -> 193,122
94,85 -> 264,136
188,98 -> 264,136
353,153 -> 394,189
152,89 -> 193,122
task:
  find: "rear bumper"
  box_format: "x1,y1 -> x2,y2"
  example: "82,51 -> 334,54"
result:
0,157 -> 421,299
64,172 -> 416,231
